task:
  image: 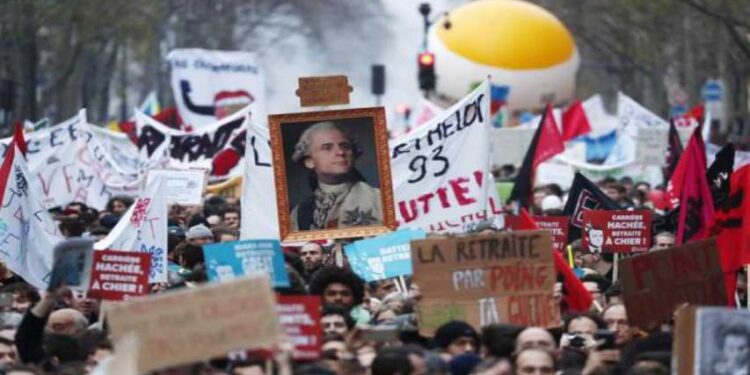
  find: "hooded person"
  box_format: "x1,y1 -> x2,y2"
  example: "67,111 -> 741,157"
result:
290,121 -> 382,231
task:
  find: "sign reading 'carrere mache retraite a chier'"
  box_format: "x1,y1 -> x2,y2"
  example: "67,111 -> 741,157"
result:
411,230 -> 557,336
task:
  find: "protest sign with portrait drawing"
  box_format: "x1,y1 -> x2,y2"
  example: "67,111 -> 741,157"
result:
269,107 -> 395,241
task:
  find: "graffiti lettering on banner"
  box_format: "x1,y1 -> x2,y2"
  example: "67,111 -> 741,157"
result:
411,230 -> 558,335
582,210 -> 652,253
276,295 -> 322,361
202,239 -> 289,287
391,80 -> 498,233
88,250 -> 151,301
344,229 -> 426,282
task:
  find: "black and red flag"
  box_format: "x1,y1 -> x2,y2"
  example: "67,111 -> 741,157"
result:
562,172 -> 619,242
509,104 -> 565,208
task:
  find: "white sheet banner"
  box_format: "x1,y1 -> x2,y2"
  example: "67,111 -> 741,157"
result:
0,142 -> 64,289
95,175 -> 168,283
136,107 -> 249,178
1,111 -> 146,210
390,80 -> 499,233
167,48 -> 267,130
240,119 -> 278,240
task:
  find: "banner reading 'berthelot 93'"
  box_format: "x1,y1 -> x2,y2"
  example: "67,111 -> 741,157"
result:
390,80 -> 500,233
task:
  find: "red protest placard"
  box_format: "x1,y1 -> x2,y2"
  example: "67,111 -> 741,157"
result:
532,216 -> 569,252
582,210 -> 652,253
276,295 -> 322,361
88,250 -> 151,301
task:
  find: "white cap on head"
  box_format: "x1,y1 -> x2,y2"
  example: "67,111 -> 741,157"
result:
541,195 -> 563,211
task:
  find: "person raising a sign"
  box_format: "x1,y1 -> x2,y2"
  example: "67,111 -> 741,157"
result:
290,122 -> 382,231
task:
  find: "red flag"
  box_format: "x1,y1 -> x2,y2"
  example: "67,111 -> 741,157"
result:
675,129 -> 714,245
715,165 -> 750,270
519,209 -> 592,312
562,100 -> 591,141
532,104 -> 565,169
667,126 -> 707,210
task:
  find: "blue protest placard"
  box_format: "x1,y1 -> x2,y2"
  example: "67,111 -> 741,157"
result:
344,229 -> 426,282
202,239 -> 289,287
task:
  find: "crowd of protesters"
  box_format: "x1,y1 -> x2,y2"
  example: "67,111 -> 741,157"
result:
0,173 -> 742,375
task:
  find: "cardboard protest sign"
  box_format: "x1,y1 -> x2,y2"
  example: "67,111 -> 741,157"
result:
391,80 -> 502,233
146,169 -> 206,205
532,216 -> 569,252
202,239 -> 289,287
673,306 -> 750,375
582,210 -> 652,253
108,276 -> 281,373
619,238 -> 727,330
48,238 -> 95,292
277,295 -> 322,361
345,229 -> 426,282
87,250 -> 150,301
167,49 -> 267,130
295,75 -> 352,107
411,230 -> 558,335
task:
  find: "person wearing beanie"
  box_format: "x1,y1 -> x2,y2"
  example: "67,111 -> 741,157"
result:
185,224 -> 214,246
434,320 -> 479,357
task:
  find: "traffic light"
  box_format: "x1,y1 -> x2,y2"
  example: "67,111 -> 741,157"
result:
418,52 -> 436,92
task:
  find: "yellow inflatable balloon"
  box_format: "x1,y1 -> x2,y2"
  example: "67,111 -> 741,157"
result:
428,0 -> 579,111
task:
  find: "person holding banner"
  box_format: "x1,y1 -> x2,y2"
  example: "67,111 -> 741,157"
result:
290,122 -> 382,231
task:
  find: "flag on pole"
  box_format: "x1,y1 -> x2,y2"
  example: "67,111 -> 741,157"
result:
664,119 -> 684,184
509,104 -> 565,208
561,100 -> 591,141
562,173 -> 619,242
675,128 -> 714,245
706,143 -> 735,210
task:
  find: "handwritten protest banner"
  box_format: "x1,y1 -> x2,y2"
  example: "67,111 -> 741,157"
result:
136,107 -> 250,178
167,49 -> 267,130
582,210 -> 652,253
345,229 -> 426,282
88,250 -> 151,301
391,80 -> 501,233
108,276 -> 281,373
619,238 -> 726,330
411,230 -> 557,335
277,295 -> 322,361
532,216 -> 569,252
202,239 -> 289,287
146,169 -> 207,205
94,176 -> 168,283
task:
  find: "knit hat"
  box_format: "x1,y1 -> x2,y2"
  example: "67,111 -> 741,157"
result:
186,224 -> 213,240
434,320 -> 479,349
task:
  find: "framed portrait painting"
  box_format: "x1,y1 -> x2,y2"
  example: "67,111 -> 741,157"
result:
269,107 -> 396,241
